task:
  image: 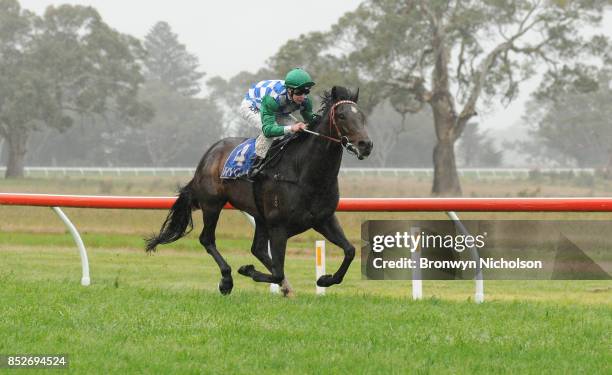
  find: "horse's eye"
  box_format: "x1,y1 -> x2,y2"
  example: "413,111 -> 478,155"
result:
338,113 -> 346,120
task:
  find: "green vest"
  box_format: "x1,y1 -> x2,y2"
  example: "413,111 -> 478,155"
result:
260,94 -> 316,137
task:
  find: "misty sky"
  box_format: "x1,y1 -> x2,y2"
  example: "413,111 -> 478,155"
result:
16,0 -> 612,132
19,0 -> 363,79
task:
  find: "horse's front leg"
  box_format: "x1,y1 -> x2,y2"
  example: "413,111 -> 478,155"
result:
249,220 -> 294,296
313,214 -> 355,287
238,226 -> 287,286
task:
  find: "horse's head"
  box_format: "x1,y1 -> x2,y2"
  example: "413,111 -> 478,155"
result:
324,86 -> 373,160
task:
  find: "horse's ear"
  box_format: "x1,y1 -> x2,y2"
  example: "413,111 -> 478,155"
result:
331,86 -> 338,100
353,88 -> 360,103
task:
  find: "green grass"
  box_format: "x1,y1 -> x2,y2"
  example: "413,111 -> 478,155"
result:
0,231 -> 260,252
1,286 -> 609,374
1,245 -> 611,374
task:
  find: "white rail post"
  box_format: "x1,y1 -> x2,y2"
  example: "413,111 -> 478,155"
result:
410,226 -> 422,300
447,211 -> 484,303
267,241 -> 280,293
315,240 -> 326,295
51,207 -> 90,286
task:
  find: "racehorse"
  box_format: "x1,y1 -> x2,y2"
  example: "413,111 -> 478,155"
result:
145,86 -> 372,295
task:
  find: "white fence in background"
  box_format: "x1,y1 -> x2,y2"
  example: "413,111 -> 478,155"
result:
0,166 -> 597,179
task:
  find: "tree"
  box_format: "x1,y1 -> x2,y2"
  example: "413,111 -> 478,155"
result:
268,29 -> 435,169
273,0 -> 610,195
457,122 -> 502,167
137,81 -> 222,166
269,30 -> 383,115
139,21 -> 222,165
207,69 -> 273,137
358,100 -> 435,167
518,69 -> 612,167
0,0 -> 148,177
143,21 -> 204,96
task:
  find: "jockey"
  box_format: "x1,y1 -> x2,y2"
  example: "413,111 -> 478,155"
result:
239,68 -> 318,178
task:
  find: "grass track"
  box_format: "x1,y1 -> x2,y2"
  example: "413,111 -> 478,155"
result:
1,278 -> 610,374
1,246 -> 610,374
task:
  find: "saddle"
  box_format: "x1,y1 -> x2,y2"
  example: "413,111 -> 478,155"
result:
220,134 -> 300,181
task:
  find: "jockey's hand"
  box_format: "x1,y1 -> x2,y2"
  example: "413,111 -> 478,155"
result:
290,122 -> 306,133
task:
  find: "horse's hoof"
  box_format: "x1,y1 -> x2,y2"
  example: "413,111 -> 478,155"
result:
316,274 -> 336,287
281,287 -> 295,298
282,290 -> 296,298
218,277 -> 233,295
238,265 -> 255,277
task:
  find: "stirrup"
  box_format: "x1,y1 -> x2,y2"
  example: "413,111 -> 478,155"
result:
246,157 -> 264,181
246,168 -> 261,181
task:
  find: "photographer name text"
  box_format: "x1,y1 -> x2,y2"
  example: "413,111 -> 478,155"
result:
372,257 -> 543,270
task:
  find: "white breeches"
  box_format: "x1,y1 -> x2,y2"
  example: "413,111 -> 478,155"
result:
239,99 -> 262,130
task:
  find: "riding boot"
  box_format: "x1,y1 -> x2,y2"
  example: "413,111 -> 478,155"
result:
247,156 -> 265,180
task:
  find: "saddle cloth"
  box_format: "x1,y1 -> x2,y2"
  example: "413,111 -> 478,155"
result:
220,138 -> 257,179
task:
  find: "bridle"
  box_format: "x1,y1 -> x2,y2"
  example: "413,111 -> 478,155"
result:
301,99 -> 364,159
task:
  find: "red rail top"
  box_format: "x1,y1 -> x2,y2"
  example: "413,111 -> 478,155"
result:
1,193 -> 612,211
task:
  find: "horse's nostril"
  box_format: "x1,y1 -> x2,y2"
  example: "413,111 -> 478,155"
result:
358,140 -> 373,150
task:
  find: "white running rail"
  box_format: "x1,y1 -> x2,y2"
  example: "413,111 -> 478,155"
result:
0,166 -> 597,179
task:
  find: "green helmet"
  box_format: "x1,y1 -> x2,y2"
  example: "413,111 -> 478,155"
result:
284,68 -> 315,89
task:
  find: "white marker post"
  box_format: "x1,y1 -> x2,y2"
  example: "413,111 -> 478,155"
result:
268,242 -> 280,294
447,211 -> 485,303
411,226 -> 422,300
315,240 -> 326,295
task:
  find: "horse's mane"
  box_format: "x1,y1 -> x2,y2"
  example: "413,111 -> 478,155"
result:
311,86 -> 357,131
317,86 -> 355,116
317,91 -> 334,117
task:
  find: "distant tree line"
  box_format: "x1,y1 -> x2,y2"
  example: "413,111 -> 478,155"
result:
21,20 -> 223,168
0,0 -> 223,175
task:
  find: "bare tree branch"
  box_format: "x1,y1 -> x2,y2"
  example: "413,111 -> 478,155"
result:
388,75 -> 433,104
517,0 -> 542,34
455,36 -> 467,90
497,22 -> 510,41
418,0 -> 438,30
418,47 -> 433,77
457,1 -> 546,128
510,36 -> 556,65
456,41 -> 510,139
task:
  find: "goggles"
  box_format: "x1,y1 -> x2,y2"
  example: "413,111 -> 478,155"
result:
292,88 -> 310,96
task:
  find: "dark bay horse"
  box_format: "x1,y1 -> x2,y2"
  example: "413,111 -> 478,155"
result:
145,86 -> 372,295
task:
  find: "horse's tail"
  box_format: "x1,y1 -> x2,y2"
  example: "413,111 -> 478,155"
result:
145,181 -> 195,252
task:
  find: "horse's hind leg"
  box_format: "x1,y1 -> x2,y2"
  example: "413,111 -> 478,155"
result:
199,205 -> 233,295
